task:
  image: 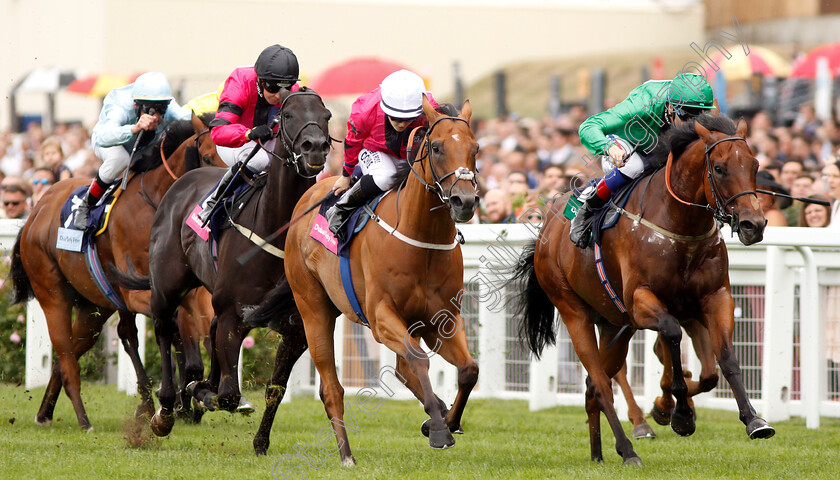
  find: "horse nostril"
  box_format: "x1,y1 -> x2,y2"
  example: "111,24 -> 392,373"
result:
301,140 -> 312,152
740,220 -> 755,232
450,196 -> 463,209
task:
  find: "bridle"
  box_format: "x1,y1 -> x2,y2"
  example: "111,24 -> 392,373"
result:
405,115 -> 478,211
260,90 -> 330,179
665,134 -> 757,233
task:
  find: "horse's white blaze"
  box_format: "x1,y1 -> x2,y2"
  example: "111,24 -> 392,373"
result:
452,134 -> 460,142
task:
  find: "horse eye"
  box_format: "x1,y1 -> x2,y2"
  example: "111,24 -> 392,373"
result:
714,165 -> 724,175
432,145 -> 441,154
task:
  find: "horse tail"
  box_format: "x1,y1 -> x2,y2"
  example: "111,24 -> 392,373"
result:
241,280 -> 299,332
10,229 -> 34,305
510,239 -> 557,359
108,263 -> 151,291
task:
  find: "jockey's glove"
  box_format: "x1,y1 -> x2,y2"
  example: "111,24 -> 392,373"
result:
248,125 -> 274,142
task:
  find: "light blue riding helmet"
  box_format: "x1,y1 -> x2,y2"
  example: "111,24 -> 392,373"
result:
132,72 -> 174,102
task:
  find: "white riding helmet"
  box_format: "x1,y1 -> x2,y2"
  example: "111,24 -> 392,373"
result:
379,70 -> 426,119
132,72 -> 174,102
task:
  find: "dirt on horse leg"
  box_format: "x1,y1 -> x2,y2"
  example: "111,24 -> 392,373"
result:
211,312 -> 247,412
253,323 -> 308,456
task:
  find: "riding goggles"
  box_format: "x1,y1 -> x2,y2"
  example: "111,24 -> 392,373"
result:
261,79 -> 294,94
673,104 -> 706,121
139,101 -> 169,115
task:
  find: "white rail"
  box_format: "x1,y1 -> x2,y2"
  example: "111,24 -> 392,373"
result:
11,220 -> 840,426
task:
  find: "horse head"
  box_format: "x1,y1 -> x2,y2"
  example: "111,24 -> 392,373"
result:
695,118 -> 765,245
272,87 -> 332,178
418,97 -> 480,222
191,112 -> 225,168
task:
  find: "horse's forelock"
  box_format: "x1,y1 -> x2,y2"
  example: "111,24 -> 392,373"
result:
662,114 -> 738,164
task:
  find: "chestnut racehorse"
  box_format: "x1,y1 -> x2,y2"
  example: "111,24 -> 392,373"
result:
10,113 -> 224,430
511,114 -> 775,465
283,98 -> 479,466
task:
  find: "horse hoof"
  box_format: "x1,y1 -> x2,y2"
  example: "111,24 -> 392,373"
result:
185,381 -> 200,396
670,409 -> 696,437
429,428 -> 455,449
623,456 -> 643,466
422,419 -> 463,437
150,411 -> 175,437
236,397 -> 256,415
632,424 -> 656,439
747,418 -> 775,439
34,416 -> 52,427
341,456 -> 357,467
649,404 -> 671,426
83,425 -> 95,433
202,395 -> 218,412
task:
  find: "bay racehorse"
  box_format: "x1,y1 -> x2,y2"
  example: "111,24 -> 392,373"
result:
511,114 -> 775,465
282,98 -> 479,466
10,113 -> 224,430
115,87 -> 332,439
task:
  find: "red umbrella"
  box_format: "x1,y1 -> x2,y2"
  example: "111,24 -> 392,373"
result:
791,43 -> 840,78
307,57 -> 412,98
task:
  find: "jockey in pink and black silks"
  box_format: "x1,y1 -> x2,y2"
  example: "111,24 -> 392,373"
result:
569,72 -> 716,248
326,69 -> 438,237
198,44 -> 300,223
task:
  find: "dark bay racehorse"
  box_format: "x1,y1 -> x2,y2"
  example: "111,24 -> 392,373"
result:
117,88 -> 331,439
10,113 -> 224,430
283,98 -> 479,466
511,114 -> 775,465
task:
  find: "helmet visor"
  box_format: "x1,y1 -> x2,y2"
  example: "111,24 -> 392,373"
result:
673,105 -> 706,121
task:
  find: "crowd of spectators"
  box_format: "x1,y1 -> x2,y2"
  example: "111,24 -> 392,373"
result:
4,99 -> 840,230
0,120 -> 99,220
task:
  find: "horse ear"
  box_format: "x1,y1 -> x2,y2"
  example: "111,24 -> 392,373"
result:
736,118 -> 748,138
460,100 -> 472,123
422,95 -> 439,122
694,120 -> 713,143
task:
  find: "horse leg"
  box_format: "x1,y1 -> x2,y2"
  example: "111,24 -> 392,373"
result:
394,356 -> 452,436
379,320 -> 452,450
564,313 -> 639,464
190,316 -> 219,410
650,334 -> 676,426
35,302 -> 109,428
116,311 -> 154,418
703,289 -> 775,439
253,323 -> 308,456
633,289 -> 694,437
683,319 -> 720,398
149,304 -> 180,436
302,311 -> 356,466
422,320 -> 478,437
210,310 -> 247,412
614,364 -> 655,439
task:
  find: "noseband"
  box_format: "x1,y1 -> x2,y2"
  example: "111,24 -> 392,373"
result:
665,135 -> 756,233
406,115 -> 478,211
262,90 -> 330,179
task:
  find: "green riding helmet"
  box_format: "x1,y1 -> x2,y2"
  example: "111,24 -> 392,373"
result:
668,73 -> 714,110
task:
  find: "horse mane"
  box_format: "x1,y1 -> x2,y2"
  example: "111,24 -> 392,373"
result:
648,114 -> 738,168
130,119 -> 197,174
435,103 -> 460,116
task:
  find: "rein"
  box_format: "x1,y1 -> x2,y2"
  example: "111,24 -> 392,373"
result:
664,135 -> 756,233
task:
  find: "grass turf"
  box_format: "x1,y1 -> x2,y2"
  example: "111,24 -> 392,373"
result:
1,383 -> 839,479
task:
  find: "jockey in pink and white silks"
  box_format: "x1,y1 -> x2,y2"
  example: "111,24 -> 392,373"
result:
74,72 -> 191,229
326,69 -> 438,238
197,44 -> 301,224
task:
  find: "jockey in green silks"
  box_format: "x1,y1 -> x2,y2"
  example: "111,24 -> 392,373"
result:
569,72 -> 716,248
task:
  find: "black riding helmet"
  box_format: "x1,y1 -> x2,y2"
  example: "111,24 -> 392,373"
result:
255,44 -> 300,86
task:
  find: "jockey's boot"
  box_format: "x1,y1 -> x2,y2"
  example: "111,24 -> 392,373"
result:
74,176 -> 110,230
569,182 -> 609,249
326,175 -> 381,239
198,163 -> 240,226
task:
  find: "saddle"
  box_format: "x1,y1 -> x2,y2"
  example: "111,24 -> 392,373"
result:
60,183 -> 123,243
311,192 -> 386,257
186,170 -> 267,244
